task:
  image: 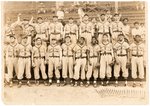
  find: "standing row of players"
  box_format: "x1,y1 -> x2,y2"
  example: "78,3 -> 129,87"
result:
4,13 -> 146,88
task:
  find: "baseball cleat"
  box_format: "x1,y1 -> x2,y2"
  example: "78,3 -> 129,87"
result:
74,81 -> 78,87
80,81 -> 84,87
48,79 -> 52,86
61,80 -> 67,86
27,81 -> 31,87
35,80 -> 40,86
44,81 -> 48,86
101,81 -> 104,86
18,81 -> 22,88
132,82 -> 136,87
70,80 -> 74,86
106,80 -> 110,86
56,80 -> 60,87
85,81 -> 90,87
115,81 -> 118,87
9,81 -> 13,87
93,81 -> 97,88
124,81 -> 128,87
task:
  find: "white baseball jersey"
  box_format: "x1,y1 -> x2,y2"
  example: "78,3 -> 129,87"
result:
79,21 -> 93,34
33,45 -> 46,57
110,21 -> 123,32
49,22 -> 63,34
131,27 -> 143,38
97,21 -> 110,33
122,24 -> 130,35
17,44 -> 32,57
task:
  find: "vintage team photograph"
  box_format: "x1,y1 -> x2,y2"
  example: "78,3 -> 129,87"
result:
1,1 -> 148,105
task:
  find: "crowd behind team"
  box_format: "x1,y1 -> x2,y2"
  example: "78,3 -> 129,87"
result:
4,10 -> 146,88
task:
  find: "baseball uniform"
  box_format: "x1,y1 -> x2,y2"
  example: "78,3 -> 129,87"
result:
5,42 -> 18,80
114,41 -> 129,78
17,43 -> 32,80
49,22 -> 63,42
86,44 -> 100,80
64,23 -> 78,45
73,44 -> 89,80
32,45 -> 47,80
131,27 -> 144,40
30,22 -> 49,45
130,42 -> 145,79
61,42 -> 74,79
99,42 -> 114,79
97,20 -> 110,43
110,21 -> 123,43
47,44 -> 62,79
79,21 -> 94,45
122,24 -> 131,42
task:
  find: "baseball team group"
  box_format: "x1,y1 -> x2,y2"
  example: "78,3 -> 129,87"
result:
4,10 -> 146,88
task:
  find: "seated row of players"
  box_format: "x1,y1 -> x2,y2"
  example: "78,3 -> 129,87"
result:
4,32 -> 145,88
5,13 -> 145,47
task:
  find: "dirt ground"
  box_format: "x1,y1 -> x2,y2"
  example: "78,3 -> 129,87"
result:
2,81 -> 148,105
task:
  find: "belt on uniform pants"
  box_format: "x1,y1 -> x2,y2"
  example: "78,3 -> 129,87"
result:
82,30 -> 91,33
66,33 -> 76,35
51,33 -> 60,35
8,56 -> 17,58
19,56 -> 31,58
75,56 -> 86,59
101,53 -> 111,55
49,56 -> 60,58
34,57 -> 45,59
113,30 -> 122,33
63,55 -> 73,57
90,56 -> 98,58
132,55 -> 143,57
37,33 -> 45,34
117,54 -> 127,56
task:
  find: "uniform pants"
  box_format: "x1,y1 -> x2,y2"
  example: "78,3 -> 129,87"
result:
100,55 -> 112,79
74,58 -> 86,80
48,57 -> 60,79
34,58 -> 47,80
6,57 -> 18,79
114,56 -> 128,78
17,58 -> 31,80
80,32 -> 92,46
131,56 -> 144,79
62,57 -> 74,79
86,57 -> 98,80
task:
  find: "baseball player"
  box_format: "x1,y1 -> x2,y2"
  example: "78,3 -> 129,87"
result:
129,35 -> 145,87
86,36 -> 100,87
17,36 -> 32,88
97,14 -> 110,43
131,22 -> 144,41
113,34 -> 130,86
122,18 -> 131,43
110,13 -> 123,44
73,37 -> 89,87
79,14 -> 94,45
99,34 -> 114,86
32,37 -> 48,86
64,17 -> 78,45
47,38 -> 62,86
49,16 -> 63,43
5,35 -> 18,87
30,17 -> 49,46
15,14 -> 35,45
61,36 -> 75,86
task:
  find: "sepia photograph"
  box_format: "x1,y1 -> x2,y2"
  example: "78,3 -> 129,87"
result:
1,0 -> 148,105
